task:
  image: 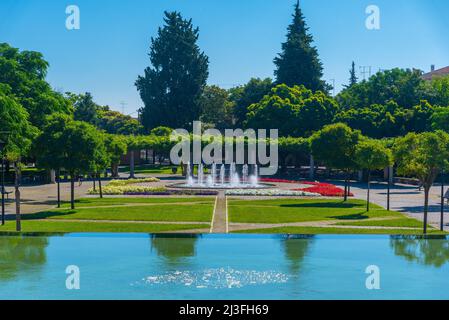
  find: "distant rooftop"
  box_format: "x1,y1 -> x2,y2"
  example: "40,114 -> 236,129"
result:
422,65 -> 449,80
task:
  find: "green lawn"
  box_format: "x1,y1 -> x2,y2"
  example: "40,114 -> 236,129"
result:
24,203 -> 214,223
335,218 -> 425,228
60,197 -> 214,208
232,226 -> 446,235
228,198 -> 417,224
0,220 -> 209,233
0,197 -> 215,233
119,164 -> 177,175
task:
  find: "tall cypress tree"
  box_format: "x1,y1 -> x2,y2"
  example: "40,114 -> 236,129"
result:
274,1 -> 326,92
136,11 -> 209,130
346,61 -> 358,88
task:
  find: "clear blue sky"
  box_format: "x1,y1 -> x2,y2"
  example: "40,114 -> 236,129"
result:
1,0 -> 448,115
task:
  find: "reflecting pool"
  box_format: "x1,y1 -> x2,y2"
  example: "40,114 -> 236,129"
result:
1,233 -> 449,300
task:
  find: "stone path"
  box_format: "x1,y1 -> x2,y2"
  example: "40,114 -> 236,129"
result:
335,181 -> 449,231
210,191 -> 228,233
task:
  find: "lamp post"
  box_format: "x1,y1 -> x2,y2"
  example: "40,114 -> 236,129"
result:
441,170 -> 445,231
0,138 -> 5,226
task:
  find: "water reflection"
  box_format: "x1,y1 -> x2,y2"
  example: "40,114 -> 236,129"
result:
390,235 -> 449,267
150,234 -> 200,265
0,234 -> 49,280
280,235 -> 314,273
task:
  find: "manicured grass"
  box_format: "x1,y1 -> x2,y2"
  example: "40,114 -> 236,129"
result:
60,197 -> 214,208
232,226 -> 447,235
0,221 -> 209,233
228,199 -> 403,224
335,218 -> 425,228
25,204 -> 214,222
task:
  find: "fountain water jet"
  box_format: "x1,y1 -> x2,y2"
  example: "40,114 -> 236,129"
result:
175,162 -> 267,189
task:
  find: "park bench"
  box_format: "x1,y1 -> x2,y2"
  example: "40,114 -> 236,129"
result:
1,187 -> 12,199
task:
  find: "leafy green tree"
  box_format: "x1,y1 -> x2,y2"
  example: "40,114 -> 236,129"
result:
310,123 -> 361,201
34,113 -> 72,207
229,78 -> 273,127
136,11 -> 209,130
198,85 -> 234,129
72,92 -> 99,125
0,84 -> 37,231
431,106 -> 449,132
90,133 -> 109,199
393,131 -> 449,234
335,101 -> 408,138
337,68 -> 428,110
97,108 -> 143,135
60,121 -> 107,209
425,75 -> 449,107
150,126 -> 173,137
355,139 -> 392,211
104,134 -> 128,178
0,43 -> 72,129
345,61 -> 358,88
246,84 -> 338,137
274,1 -> 327,92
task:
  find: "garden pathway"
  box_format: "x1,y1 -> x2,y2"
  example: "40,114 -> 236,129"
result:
210,191 -> 228,233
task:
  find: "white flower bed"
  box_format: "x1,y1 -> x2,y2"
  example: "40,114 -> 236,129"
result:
225,189 -> 320,197
88,185 -> 167,195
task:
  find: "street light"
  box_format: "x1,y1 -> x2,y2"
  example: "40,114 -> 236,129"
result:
0,138 -> 6,226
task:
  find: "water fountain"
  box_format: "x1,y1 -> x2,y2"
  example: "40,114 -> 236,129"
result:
242,164 -> 249,184
175,163 -> 266,189
220,164 -> 225,185
198,163 -> 204,186
187,162 -> 194,186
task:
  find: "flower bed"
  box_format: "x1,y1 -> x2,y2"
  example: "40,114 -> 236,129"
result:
293,185 -> 353,197
225,189 -> 320,197
88,185 -> 217,196
107,178 -> 160,187
259,178 -> 352,197
88,185 -> 167,195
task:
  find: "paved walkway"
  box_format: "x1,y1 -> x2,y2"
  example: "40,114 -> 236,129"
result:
335,180 -> 449,231
2,181 -> 94,215
210,191 -> 228,233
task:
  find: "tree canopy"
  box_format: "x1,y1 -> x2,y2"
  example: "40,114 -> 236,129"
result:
246,84 -> 339,137
0,43 -> 72,130
274,2 -> 327,92
136,11 -> 209,130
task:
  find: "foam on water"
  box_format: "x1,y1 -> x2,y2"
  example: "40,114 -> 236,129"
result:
137,267 -> 289,289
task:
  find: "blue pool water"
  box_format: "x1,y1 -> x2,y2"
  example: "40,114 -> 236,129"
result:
1,233 -> 449,300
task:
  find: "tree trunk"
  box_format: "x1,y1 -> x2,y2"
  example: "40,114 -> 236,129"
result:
387,166 -> 391,211
14,162 -> 21,232
129,151 -> 135,179
110,163 -> 117,178
366,170 -> 371,212
50,169 -> 56,184
98,174 -> 103,199
423,186 -> 430,235
70,174 -> 75,210
57,169 -> 61,208
309,155 -> 315,180
92,175 -> 96,191
344,179 -> 348,202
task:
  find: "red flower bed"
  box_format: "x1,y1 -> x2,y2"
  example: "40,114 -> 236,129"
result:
260,178 -> 352,197
293,185 -> 353,197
